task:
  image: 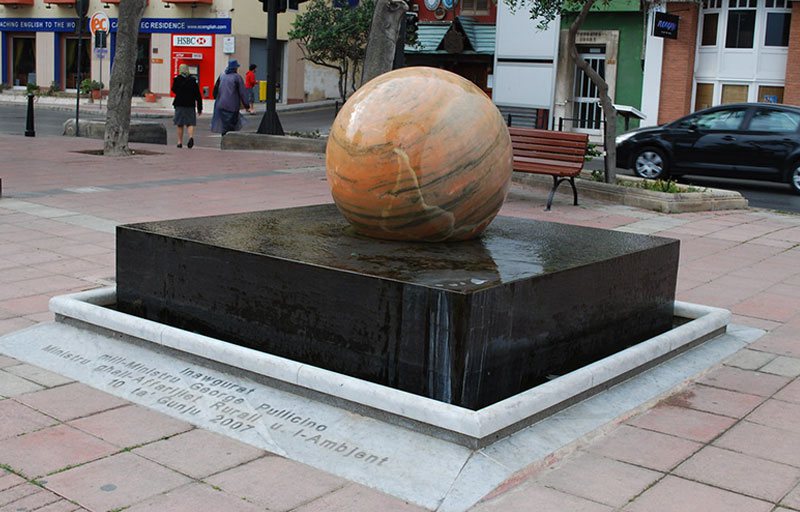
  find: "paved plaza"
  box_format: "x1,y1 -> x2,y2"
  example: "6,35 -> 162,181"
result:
1,134 -> 800,511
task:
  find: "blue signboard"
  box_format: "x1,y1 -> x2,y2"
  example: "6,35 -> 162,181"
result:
0,17 -> 231,34
0,18 -> 77,32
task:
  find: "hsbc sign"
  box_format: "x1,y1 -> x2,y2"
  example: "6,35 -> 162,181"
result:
173,35 -> 213,47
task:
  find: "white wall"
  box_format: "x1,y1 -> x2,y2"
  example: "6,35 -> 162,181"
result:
640,4 -> 665,127
493,0 -> 560,114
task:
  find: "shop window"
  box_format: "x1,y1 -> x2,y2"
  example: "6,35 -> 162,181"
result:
726,10 -> 756,48
765,13 -> 791,46
758,85 -> 784,103
64,36 -> 91,89
695,83 -> 714,111
728,0 -> 756,7
703,0 -> 722,7
702,13 -> 719,45
460,0 -> 488,16
11,36 -> 36,87
721,84 -> 749,103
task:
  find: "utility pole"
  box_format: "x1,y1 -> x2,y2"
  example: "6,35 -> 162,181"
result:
74,0 -> 90,136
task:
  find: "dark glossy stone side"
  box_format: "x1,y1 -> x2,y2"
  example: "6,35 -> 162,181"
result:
116,204 -> 679,410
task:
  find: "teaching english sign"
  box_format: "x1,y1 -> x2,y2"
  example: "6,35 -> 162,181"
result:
0,17 -> 231,34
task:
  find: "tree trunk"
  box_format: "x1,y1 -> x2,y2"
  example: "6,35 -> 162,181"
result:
360,0 -> 407,86
567,0 -> 617,183
103,0 -> 147,156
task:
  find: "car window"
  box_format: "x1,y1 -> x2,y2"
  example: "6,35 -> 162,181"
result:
691,109 -> 748,130
746,108 -> 800,132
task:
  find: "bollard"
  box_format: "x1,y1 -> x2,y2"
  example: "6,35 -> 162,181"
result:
24,93 -> 35,137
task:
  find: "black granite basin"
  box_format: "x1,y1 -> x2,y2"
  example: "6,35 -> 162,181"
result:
116,204 -> 679,410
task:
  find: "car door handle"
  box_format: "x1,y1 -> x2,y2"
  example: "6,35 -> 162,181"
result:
722,135 -> 736,141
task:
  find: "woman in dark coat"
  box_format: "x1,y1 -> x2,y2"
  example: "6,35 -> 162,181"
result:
172,64 -> 203,148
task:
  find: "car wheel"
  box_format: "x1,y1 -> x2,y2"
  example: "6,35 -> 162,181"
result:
633,147 -> 669,180
789,162 -> 800,195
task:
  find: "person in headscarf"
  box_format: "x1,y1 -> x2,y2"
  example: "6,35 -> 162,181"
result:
171,63 -> 202,148
211,60 -> 250,136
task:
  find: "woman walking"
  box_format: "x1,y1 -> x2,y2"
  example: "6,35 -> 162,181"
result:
211,60 -> 250,136
171,63 -> 202,148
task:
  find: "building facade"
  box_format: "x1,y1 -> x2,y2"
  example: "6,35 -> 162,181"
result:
654,0 -> 800,125
0,0 -> 307,104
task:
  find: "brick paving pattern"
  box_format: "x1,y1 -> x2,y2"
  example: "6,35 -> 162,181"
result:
1,134 -> 800,510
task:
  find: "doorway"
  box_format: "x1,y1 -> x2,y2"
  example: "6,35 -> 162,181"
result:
249,38 -> 284,102
11,35 -> 36,87
133,36 -> 151,96
63,34 -> 91,90
573,45 -> 606,134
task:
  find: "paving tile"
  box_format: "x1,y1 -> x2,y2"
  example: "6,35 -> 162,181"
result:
293,483 -> 440,512
4,364 -> 74,388
626,404 -> 737,443
20,498 -> 85,512
746,399 -> 800,434
206,455 -> 347,511
0,317 -> 36,337
0,482 -> 40,508
471,483 -> 613,512
724,349 -> 777,371
749,327 -> 800,358
17,382 -> 128,421
673,445 -> 800,502
698,366 -> 790,397
125,483 -> 265,512
660,384 -> 765,418
731,292 -> 800,322
535,452 -> 662,508
0,294 -> 52,316
0,370 -> 44,398
714,421 -> 800,467
781,482 -> 800,510
623,475 -> 772,512
0,425 -> 117,478
69,405 -> 193,448
760,356 -> 800,378
133,428 -> 264,479
0,356 -> 18,369
0,485 -> 62,511
775,379 -> 800,404
43,452 -> 191,512
0,399 -> 57,440
585,424 -> 702,472
0,472 -> 25,492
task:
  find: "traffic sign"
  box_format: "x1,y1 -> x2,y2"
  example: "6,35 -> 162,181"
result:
89,11 -> 110,36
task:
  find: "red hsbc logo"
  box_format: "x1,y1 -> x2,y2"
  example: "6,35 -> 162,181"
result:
173,35 -> 213,47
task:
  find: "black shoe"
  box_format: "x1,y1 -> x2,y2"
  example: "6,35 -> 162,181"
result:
177,143 -> 182,148
187,137 -> 194,149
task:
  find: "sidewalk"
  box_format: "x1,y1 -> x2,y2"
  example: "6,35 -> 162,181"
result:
0,91 -> 337,119
1,134 -> 800,511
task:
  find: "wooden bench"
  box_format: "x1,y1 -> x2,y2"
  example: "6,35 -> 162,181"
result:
509,127 -> 590,211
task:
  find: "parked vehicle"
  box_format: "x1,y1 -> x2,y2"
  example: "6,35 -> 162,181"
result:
616,103 -> 800,194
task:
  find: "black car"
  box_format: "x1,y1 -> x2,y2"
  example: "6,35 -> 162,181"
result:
616,103 -> 800,194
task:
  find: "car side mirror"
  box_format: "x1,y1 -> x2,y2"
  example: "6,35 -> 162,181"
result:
689,122 -> 698,131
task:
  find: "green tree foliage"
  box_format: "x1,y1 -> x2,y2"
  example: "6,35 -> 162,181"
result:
503,0 -> 618,183
289,0 -> 375,102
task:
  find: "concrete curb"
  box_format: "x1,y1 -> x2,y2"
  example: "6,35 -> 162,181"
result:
221,131 -> 327,153
513,172 -> 749,213
51,286 -> 730,447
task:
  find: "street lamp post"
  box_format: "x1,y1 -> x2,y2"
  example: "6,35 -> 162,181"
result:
74,0 -> 90,137
257,0 -> 284,135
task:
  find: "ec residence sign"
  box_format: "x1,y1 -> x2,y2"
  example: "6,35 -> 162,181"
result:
173,35 -> 214,47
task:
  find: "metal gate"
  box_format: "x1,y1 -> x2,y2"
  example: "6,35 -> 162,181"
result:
572,45 -> 606,134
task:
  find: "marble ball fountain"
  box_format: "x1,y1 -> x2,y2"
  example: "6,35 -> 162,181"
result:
116,67 -> 678,410
326,67 -> 513,242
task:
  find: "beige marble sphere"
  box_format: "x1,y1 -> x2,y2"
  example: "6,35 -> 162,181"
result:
326,66 -> 513,242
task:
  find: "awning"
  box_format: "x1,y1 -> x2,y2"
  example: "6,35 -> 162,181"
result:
405,16 -> 495,54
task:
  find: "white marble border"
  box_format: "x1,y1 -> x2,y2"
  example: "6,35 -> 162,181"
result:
50,287 -> 730,444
